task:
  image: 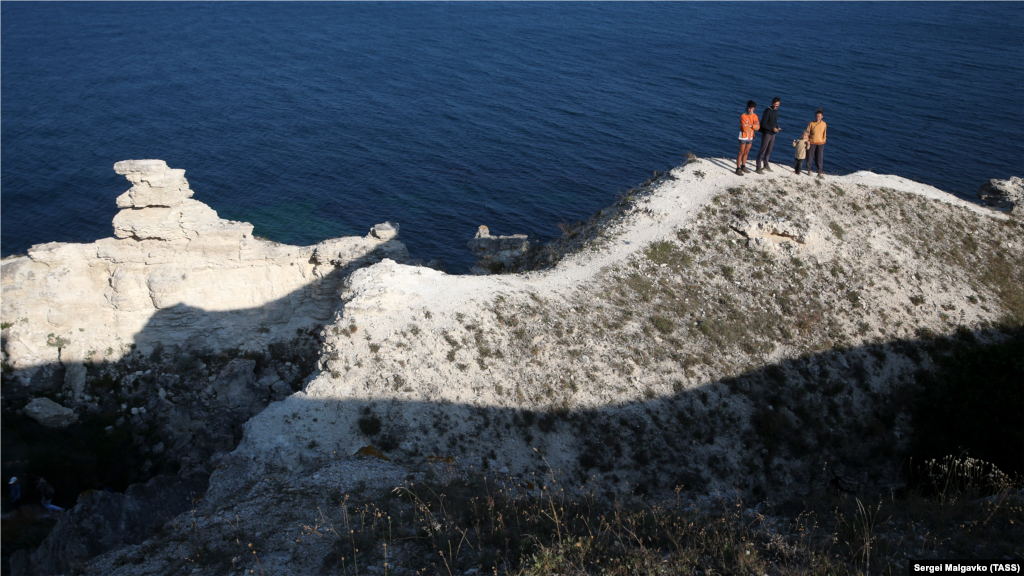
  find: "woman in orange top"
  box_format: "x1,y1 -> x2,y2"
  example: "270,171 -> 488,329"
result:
737,100 -> 760,176
804,108 -> 827,175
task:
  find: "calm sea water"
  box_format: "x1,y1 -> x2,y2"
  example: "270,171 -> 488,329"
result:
3,2 -> 1022,271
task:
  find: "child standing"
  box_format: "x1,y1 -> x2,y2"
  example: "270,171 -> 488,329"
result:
792,130 -> 810,174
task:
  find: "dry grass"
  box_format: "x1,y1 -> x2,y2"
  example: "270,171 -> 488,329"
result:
302,455 -> 1021,575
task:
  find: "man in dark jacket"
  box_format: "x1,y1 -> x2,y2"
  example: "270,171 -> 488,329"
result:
755,97 -> 781,173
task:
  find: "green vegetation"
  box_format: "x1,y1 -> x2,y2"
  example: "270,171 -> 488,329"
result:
829,220 -> 846,240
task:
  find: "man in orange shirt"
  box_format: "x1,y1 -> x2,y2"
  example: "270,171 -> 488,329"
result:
805,108 -> 827,176
736,100 -> 760,176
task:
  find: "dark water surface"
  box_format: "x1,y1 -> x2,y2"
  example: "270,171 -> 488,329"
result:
3,2 -> 1022,271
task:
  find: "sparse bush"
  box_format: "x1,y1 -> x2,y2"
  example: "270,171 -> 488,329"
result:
644,241 -> 676,265
829,221 -> 845,240
650,315 -> 674,335
357,412 -> 382,436
846,290 -> 861,308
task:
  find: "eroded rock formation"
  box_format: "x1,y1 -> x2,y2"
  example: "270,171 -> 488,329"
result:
467,225 -> 531,274
977,176 -> 1024,217
1,160 -> 408,395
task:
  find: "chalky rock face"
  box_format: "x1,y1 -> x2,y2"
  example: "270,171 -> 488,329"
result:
977,176 -> 1024,217
467,224 -> 531,274
111,160 -> 253,241
1,160 -> 409,388
24,397 -> 79,428
113,160 -> 193,208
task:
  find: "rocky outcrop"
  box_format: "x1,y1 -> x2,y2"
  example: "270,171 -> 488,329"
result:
730,215 -> 811,244
1,160 -> 409,395
23,398 -> 79,428
729,214 -> 818,252
467,225 -> 531,274
8,473 -> 209,576
110,160 -> 252,242
977,176 -> 1024,216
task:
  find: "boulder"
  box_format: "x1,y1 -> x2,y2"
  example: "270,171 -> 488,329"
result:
370,221 -> 399,241
63,363 -> 87,400
977,176 -> 1024,216
24,398 -> 78,428
214,358 -> 262,411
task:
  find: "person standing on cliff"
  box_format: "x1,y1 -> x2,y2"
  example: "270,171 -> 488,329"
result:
755,97 -> 781,174
736,100 -> 760,176
805,108 -> 827,175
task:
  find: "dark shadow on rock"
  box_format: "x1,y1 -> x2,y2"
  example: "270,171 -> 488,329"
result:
3,287 -> 1022,575
8,473 -> 208,576
0,240 -> 413,574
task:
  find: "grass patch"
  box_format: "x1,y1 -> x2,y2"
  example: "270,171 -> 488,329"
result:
829,221 -> 845,240
650,315 -> 674,335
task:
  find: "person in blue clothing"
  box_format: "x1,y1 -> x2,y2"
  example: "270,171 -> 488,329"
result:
9,477 -> 21,506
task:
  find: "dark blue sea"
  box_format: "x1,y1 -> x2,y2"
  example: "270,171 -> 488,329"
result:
3,2 -> 1022,271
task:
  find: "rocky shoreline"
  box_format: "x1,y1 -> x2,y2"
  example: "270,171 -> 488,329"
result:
2,158 -> 1022,574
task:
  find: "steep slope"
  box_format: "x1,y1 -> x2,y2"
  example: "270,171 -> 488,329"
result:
219,159 -> 1021,502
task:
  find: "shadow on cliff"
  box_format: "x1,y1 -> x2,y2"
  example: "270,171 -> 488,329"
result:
221,326 -> 1023,498
4,319 -> 1022,575
1,241 -> 410,567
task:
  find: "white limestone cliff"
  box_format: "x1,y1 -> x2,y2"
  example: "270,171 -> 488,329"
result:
1,160 -> 408,392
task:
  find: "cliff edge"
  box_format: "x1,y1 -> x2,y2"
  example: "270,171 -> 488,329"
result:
1,160 -> 407,395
